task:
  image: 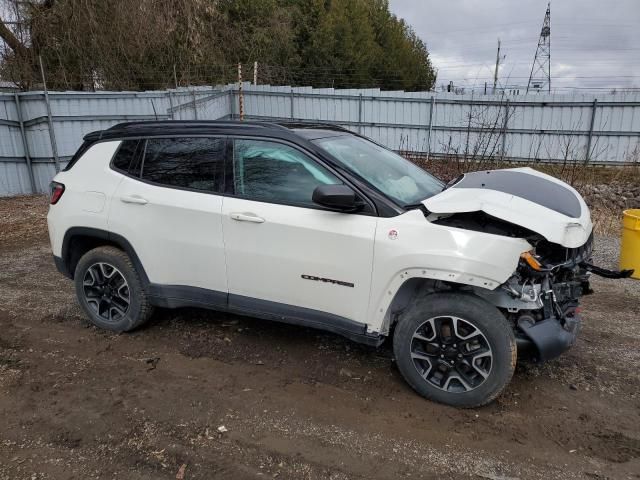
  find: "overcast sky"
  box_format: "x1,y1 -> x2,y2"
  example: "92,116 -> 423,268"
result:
388,0 -> 640,93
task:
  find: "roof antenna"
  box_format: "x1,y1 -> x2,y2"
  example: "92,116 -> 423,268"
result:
150,98 -> 159,121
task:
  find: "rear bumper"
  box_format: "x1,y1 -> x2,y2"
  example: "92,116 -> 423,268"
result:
516,314 -> 581,362
53,255 -> 72,279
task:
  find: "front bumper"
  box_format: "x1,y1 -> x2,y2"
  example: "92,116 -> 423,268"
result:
516,313 -> 581,362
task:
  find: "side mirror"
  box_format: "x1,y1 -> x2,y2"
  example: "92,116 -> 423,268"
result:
312,184 -> 361,212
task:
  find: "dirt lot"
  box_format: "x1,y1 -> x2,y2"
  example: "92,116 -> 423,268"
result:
1,195 -> 639,480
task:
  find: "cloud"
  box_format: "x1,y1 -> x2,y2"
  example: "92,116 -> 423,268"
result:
389,0 -> 640,92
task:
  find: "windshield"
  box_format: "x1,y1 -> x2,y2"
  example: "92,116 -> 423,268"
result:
312,135 -> 444,206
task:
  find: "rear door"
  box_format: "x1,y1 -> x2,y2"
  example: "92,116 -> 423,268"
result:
108,136 -> 228,299
221,137 -> 378,328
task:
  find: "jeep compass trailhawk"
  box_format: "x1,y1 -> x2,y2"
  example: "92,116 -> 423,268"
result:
47,121 -> 630,407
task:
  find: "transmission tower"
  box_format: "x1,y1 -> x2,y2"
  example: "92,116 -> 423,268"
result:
526,3 -> 551,93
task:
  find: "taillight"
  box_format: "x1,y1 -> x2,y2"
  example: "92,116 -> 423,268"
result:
50,181 -> 65,204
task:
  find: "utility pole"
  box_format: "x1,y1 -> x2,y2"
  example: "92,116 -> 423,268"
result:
253,61 -> 258,85
493,38 -> 501,94
527,2 -> 551,93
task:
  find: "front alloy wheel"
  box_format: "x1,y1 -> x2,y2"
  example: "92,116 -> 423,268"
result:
410,316 -> 493,393
393,293 -> 516,408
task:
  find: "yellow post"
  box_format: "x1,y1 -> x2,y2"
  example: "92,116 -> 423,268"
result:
620,209 -> 640,279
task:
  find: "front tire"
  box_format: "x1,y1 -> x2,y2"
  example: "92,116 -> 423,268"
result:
74,246 -> 153,332
393,292 -> 516,408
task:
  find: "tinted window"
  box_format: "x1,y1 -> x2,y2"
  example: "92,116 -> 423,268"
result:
141,137 -> 225,192
112,140 -> 142,173
233,139 -> 341,207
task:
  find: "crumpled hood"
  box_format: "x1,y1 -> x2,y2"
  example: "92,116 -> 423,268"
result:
423,167 -> 593,248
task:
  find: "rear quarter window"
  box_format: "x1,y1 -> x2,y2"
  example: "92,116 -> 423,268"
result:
111,140 -> 144,175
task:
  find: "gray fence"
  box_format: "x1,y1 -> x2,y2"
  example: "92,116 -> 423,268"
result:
1,83 -> 639,196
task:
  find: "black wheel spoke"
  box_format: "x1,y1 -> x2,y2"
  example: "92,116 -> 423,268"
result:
410,316 -> 493,393
83,262 -> 130,323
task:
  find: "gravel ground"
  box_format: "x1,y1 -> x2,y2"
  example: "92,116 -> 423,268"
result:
1,195 -> 639,480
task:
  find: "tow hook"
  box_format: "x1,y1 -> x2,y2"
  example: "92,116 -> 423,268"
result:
579,262 -> 634,279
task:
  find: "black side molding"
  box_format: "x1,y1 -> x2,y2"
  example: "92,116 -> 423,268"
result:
228,294 -> 383,346
145,284 -> 383,347
148,284 -> 227,310
60,227 -> 150,285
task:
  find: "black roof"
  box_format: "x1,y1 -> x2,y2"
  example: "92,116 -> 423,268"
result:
84,120 -> 352,143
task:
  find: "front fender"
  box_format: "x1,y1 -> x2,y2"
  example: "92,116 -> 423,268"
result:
366,210 -> 531,334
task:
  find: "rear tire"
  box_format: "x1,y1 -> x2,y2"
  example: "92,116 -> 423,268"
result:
393,292 -> 516,408
74,246 -> 153,332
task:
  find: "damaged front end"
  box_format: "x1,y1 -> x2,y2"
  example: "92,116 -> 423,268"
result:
478,234 -> 631,362
422,167 -> 633,362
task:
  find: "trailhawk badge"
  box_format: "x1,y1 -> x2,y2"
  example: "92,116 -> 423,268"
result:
388,229 -> 398,240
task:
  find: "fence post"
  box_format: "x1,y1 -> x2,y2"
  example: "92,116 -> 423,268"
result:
167,91 -> 174,119
290,88 -> 294,119
585,99 -> 598,164
231,89 -> 237,119
426,96 -> 436,160
358,93 -> 363,134
39,55 -> 60,173
14,93 -> 37,194
237,63 -> 244,121
191,90 -> 198,120
501,99 -> 511,161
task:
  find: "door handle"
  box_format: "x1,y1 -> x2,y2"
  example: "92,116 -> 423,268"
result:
120,195 -> 148,205
230,212 -> 265,223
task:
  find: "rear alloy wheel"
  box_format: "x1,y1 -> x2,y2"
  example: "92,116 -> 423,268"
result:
82,262 -> 131,323
393,293 -> 516,407
74,246 -> 153,332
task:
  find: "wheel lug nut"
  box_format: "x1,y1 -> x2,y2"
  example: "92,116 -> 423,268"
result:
450,360 -> 454,365
440,354 -> 444,358
458,354 -> 462,358
453,344 -> 457,347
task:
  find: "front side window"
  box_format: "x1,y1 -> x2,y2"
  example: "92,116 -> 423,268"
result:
233,139 -> 341,207
141,137 -> 225,192
313,135 -> 444,205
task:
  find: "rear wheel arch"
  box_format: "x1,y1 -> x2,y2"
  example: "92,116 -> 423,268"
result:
61,227 -> 149,286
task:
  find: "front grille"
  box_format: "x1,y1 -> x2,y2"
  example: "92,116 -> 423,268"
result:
564,232 -> 594,264
535,232 -> 593,266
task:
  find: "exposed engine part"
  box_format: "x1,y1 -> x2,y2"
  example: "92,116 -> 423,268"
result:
474,285 -> 542,312
474,275 -> 542,312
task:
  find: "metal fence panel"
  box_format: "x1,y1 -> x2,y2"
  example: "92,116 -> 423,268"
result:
1,84 -> 640,197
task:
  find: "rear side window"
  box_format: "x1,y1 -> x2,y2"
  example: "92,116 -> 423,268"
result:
112,140 -> 143,173
141,137 -> 225,192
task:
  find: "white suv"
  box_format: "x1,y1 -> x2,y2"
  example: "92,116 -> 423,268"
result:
47,121 -> 613,407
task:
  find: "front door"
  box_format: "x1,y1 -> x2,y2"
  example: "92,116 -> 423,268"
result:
222,138 -> 377,327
